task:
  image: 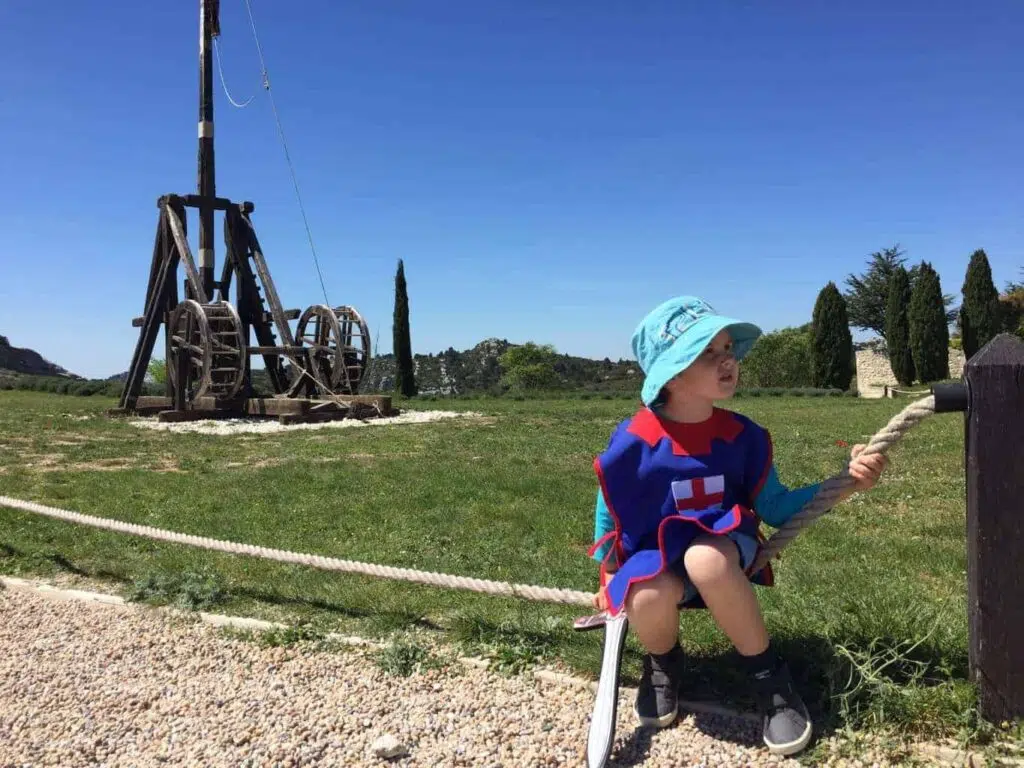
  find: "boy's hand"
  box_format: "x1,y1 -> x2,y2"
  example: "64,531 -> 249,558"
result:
849,444 -> 887,491
592,566 -> 615,611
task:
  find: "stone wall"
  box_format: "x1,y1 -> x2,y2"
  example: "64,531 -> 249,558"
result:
855,344 -> 966,397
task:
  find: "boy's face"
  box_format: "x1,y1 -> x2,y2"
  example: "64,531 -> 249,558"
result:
665,329 -> 739,402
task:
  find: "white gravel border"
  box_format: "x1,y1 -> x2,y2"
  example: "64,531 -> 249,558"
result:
128,410 -> 485,435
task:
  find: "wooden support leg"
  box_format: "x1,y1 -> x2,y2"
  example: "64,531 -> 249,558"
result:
964,333 -> 1024,723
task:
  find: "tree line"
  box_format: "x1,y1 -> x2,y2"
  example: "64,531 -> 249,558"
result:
744,247 -> 1022,391
390,250 -> 1022,396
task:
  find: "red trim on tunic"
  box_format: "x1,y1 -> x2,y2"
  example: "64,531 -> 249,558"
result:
626,407 -> 744,456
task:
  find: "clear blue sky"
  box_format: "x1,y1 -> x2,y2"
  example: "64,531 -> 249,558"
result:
1,1 -> 1021,378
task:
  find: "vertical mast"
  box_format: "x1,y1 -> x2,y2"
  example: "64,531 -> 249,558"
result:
198,0 -> 219,299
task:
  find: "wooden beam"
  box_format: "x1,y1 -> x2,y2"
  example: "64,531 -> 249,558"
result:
164,198 -> 207,303
225,208 -> 289,394
158,194 -> 253,213
964,333 -> 1024,723
264,309 -> 301,322
118,210 -> 178,411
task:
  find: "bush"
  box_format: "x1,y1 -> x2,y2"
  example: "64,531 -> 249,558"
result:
2,374 -> 126,398
498,342 -> 561,392
739,325 -> 813,388
999,287 -> 1024,340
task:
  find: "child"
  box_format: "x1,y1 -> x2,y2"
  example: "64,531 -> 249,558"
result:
589,295 -> 886,756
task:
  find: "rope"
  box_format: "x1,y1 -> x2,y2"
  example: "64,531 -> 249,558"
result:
213,38 -> 256,108
241,0 -> 331,308
751,395 -> 936,573
0,495 -> 592,607
0,395 -> 938,608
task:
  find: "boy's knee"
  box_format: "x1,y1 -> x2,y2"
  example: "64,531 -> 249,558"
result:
626,571 -> 685,614
683,536 -> 740,586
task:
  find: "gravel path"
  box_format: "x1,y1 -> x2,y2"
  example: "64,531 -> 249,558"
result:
0,582 -> 927,767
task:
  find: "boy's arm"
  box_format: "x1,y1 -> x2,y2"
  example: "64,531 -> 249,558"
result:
753,465 -> 821,529
592,488 -> 617,566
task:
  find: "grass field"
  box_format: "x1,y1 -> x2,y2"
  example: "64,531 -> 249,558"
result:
0,389 -> 1002,751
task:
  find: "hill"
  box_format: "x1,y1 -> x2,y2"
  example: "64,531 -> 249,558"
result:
356,338 -> 642,396
0,335 -> 77,379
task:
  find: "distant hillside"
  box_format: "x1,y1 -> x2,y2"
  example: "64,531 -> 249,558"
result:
0,335 -> 77,378
245,339 -> 641,397
358,338 -> 642,396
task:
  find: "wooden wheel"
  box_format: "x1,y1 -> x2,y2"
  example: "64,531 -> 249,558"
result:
167,299 -> 246,401
287,304 -> 371,396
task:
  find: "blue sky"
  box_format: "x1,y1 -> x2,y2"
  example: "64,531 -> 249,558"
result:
1,1 -> 1021,378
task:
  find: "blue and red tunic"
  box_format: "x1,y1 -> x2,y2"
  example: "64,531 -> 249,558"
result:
589,407 -> 787,616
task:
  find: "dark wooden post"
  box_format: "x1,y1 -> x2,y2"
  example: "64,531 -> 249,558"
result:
198,0 -> 220,299
964,333 -> 1024,723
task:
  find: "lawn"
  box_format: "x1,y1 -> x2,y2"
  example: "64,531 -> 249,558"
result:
0,390 -> 982,746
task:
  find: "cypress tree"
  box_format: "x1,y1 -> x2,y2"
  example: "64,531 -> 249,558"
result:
810,282 -> 854,390
960,249 -> 1001,358
908,261 -> 950,383
884,266 -> 916,386
393,259 -> 417,397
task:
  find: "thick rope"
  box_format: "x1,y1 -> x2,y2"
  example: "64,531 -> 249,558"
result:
751,394 -> 936,573
0,495 -> 592,607
0,396 -> 937,608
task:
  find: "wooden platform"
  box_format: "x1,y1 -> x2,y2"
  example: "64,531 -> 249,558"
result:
109,394 -> 393,424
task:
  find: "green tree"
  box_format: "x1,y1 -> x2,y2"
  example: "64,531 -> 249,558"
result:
148,358 -> 167,385
392,259 -> 417,396
908,261 -> 950,383
498,342 -> 560,391
959,249 -> 1002,358
843,245 -> 957,339
1000,283 -> 1024,341
739,325 -> 813,388
884,266 -> 916,386
810,282 -> 854,390
1006,268 -> 1024,294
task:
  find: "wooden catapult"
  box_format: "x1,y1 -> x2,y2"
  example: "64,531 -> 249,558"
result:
113,0 -> 390,424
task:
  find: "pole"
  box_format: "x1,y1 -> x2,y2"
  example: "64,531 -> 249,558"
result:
963,333 -> 1024,723
197,0 -> 219,300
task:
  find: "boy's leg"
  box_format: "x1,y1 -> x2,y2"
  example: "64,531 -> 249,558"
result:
681,535 -> 767,654
625,571 -> 686,728
625,571 -> 685,654
683,535 -> 812,756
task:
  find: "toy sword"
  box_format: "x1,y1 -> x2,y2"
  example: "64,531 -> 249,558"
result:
575,610 -> 629,768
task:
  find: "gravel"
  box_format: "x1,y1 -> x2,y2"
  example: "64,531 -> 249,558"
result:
1,582 -> 920,767
129,410 -> 484,436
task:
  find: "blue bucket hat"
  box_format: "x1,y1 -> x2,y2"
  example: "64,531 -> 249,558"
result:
632,296 -> 762,406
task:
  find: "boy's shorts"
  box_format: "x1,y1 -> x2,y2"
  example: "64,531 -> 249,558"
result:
669,530 -> 760,607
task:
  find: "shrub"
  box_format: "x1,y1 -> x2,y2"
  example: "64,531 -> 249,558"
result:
739,325 -> 813,388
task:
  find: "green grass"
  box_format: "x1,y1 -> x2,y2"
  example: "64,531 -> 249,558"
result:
0,389 -> 999,749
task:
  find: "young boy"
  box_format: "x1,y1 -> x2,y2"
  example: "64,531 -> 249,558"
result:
589,296 -> 886,756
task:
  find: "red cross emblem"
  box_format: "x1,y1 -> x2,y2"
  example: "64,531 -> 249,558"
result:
672,475 -> 725,511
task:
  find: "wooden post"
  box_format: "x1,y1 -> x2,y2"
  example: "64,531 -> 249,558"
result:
198,0 -> 219,299
964,333 -> 1024,723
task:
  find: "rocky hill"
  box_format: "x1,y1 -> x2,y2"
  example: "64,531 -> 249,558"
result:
0,333 -> 641,398
0,335 -> 77,378
357,338 -> 642,396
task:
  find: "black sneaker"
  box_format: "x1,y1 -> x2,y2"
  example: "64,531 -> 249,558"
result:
751,662 -> 813,755
634,644 -> 684,728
